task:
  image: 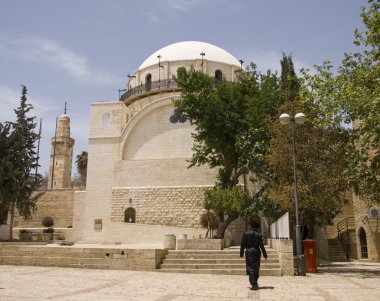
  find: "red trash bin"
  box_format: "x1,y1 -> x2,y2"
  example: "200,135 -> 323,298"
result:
303,239 -> 317,273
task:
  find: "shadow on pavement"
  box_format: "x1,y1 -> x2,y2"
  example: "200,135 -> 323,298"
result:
259,286 -> 274,290
317,261 -> 380,278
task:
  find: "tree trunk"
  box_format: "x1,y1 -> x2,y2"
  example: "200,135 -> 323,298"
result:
216,214 -> 238,238
8,201 -> 15,241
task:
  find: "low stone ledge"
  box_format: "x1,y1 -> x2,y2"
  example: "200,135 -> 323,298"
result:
177,238 -> 224,250
0,245 -> 167,271
268,238 -> 294,276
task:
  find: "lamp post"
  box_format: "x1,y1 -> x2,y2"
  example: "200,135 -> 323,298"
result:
239,59 -> 244,70
200,52 -> 205,72
279,112 -> 306,276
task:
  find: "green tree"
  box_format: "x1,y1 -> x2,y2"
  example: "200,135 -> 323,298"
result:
6,86 -> 43,239
76,151 -> 88,187
266,54 -> 350,236
301,0 -> 380,204
0,123 -> 14,224
174,66 -> 280,237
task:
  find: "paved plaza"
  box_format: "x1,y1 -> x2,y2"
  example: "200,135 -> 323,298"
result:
0,261 -> 379,301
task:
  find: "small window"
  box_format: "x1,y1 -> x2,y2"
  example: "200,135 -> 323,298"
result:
215,70 -> 223,81
145,74 -> 152,91
125,207 -> 136,223
102,112 -> 110,128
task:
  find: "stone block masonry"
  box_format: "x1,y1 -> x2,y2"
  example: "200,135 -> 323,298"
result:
177,238 -> 224,250
13,189 -> 75,229
0,243 -> 167,271
111,186 -> 212,228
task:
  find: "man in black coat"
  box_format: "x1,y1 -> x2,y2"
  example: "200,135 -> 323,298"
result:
240,218 -> 267,290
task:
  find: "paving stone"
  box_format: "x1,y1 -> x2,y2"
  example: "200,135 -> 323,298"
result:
0,261 -> 379,301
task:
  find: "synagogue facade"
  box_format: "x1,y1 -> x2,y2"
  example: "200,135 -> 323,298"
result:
70,41 -> 245,244
9,41 -> 379,262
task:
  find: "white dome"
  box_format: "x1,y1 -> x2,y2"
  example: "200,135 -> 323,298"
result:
138,41 -> 240,70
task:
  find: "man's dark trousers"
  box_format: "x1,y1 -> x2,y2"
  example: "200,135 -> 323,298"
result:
240,229 -> 267,288
245,247 -> 262,286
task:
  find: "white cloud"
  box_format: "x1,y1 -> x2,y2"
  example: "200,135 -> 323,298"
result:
0,34 -> 119,85
0,84 -> 54,123
161,0 -> 202,12
142,0 -> 202,24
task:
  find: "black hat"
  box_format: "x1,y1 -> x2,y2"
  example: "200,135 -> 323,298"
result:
249,217 -> 260,229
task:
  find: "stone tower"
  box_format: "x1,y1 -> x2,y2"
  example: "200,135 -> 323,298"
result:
48,112 -> 75,189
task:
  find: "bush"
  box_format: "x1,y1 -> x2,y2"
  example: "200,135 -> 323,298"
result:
56,234 -> 65,240
19,229 -> 29,234
200,211 -> 219,229
42,216 -> 54,228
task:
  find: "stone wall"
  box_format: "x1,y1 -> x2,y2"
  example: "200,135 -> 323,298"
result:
0,244 -> 167,271
177,238 -> 224,250
13,189 -> 75,229
111,186 -> 210,228
268,239 -> 294,276
353,194 -> 380,262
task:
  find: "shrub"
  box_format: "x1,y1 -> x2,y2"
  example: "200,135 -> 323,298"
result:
19,229 -> 29,234
56,234 -> 65,240
42,216 -> 54,228
200,211 -> 219,229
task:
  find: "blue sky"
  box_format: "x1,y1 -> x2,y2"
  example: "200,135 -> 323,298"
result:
0,0 -> 365,177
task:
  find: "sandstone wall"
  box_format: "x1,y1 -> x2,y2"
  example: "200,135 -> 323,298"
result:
111,186 -> 210,228
13,189 -> 75,229
353,194 -> 380,262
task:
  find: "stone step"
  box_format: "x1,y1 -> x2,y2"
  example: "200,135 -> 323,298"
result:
163,258 -> 279,264
327,239 -> 348,262
158,247 -> 282,276
165,254 -> 278,260
160,263 -> 281,269
157,268 -> 282,276
166,248 -> 275,254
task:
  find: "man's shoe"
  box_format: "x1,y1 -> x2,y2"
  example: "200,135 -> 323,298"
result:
252,284 -> 259,291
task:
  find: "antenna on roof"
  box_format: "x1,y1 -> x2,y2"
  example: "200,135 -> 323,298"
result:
64,101 -> 67,114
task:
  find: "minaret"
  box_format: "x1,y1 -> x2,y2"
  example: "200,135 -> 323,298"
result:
48,103 -> 75,189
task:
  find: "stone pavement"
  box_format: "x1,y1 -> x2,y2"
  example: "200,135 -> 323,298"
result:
0,261 -> 379,301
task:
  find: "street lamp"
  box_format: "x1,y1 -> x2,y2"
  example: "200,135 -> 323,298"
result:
200,52 -> 205,72
279,112 -> 306,276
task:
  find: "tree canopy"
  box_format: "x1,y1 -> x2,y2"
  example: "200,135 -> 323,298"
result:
0,86 -> 43,238
301,0 -> 380,204
174,65 -> 280,236
76,151 -> 88,187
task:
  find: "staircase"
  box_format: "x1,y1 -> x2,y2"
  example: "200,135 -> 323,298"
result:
158,247 -> 281,276
327,239 -> 348,262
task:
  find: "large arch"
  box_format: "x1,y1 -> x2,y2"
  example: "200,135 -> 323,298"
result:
119,96 -> 193,160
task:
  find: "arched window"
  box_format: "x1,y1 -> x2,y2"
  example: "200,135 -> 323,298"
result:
145,73 -> 152,91
215,70 -> 223,81
102,112 -> 110,128
359,227 -> 368,259
124,207 -> 136,223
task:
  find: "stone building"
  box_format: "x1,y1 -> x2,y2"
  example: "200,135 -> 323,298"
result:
12,112 -> 75,233
71,41 -> 244,244
48,113 -> 75,189
9,41 -> 379,262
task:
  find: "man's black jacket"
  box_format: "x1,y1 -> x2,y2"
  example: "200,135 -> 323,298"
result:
240,229 -> 268,258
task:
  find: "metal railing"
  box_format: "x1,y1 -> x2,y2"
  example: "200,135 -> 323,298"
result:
119,79 -> 178,102
336,216 -> 355,260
